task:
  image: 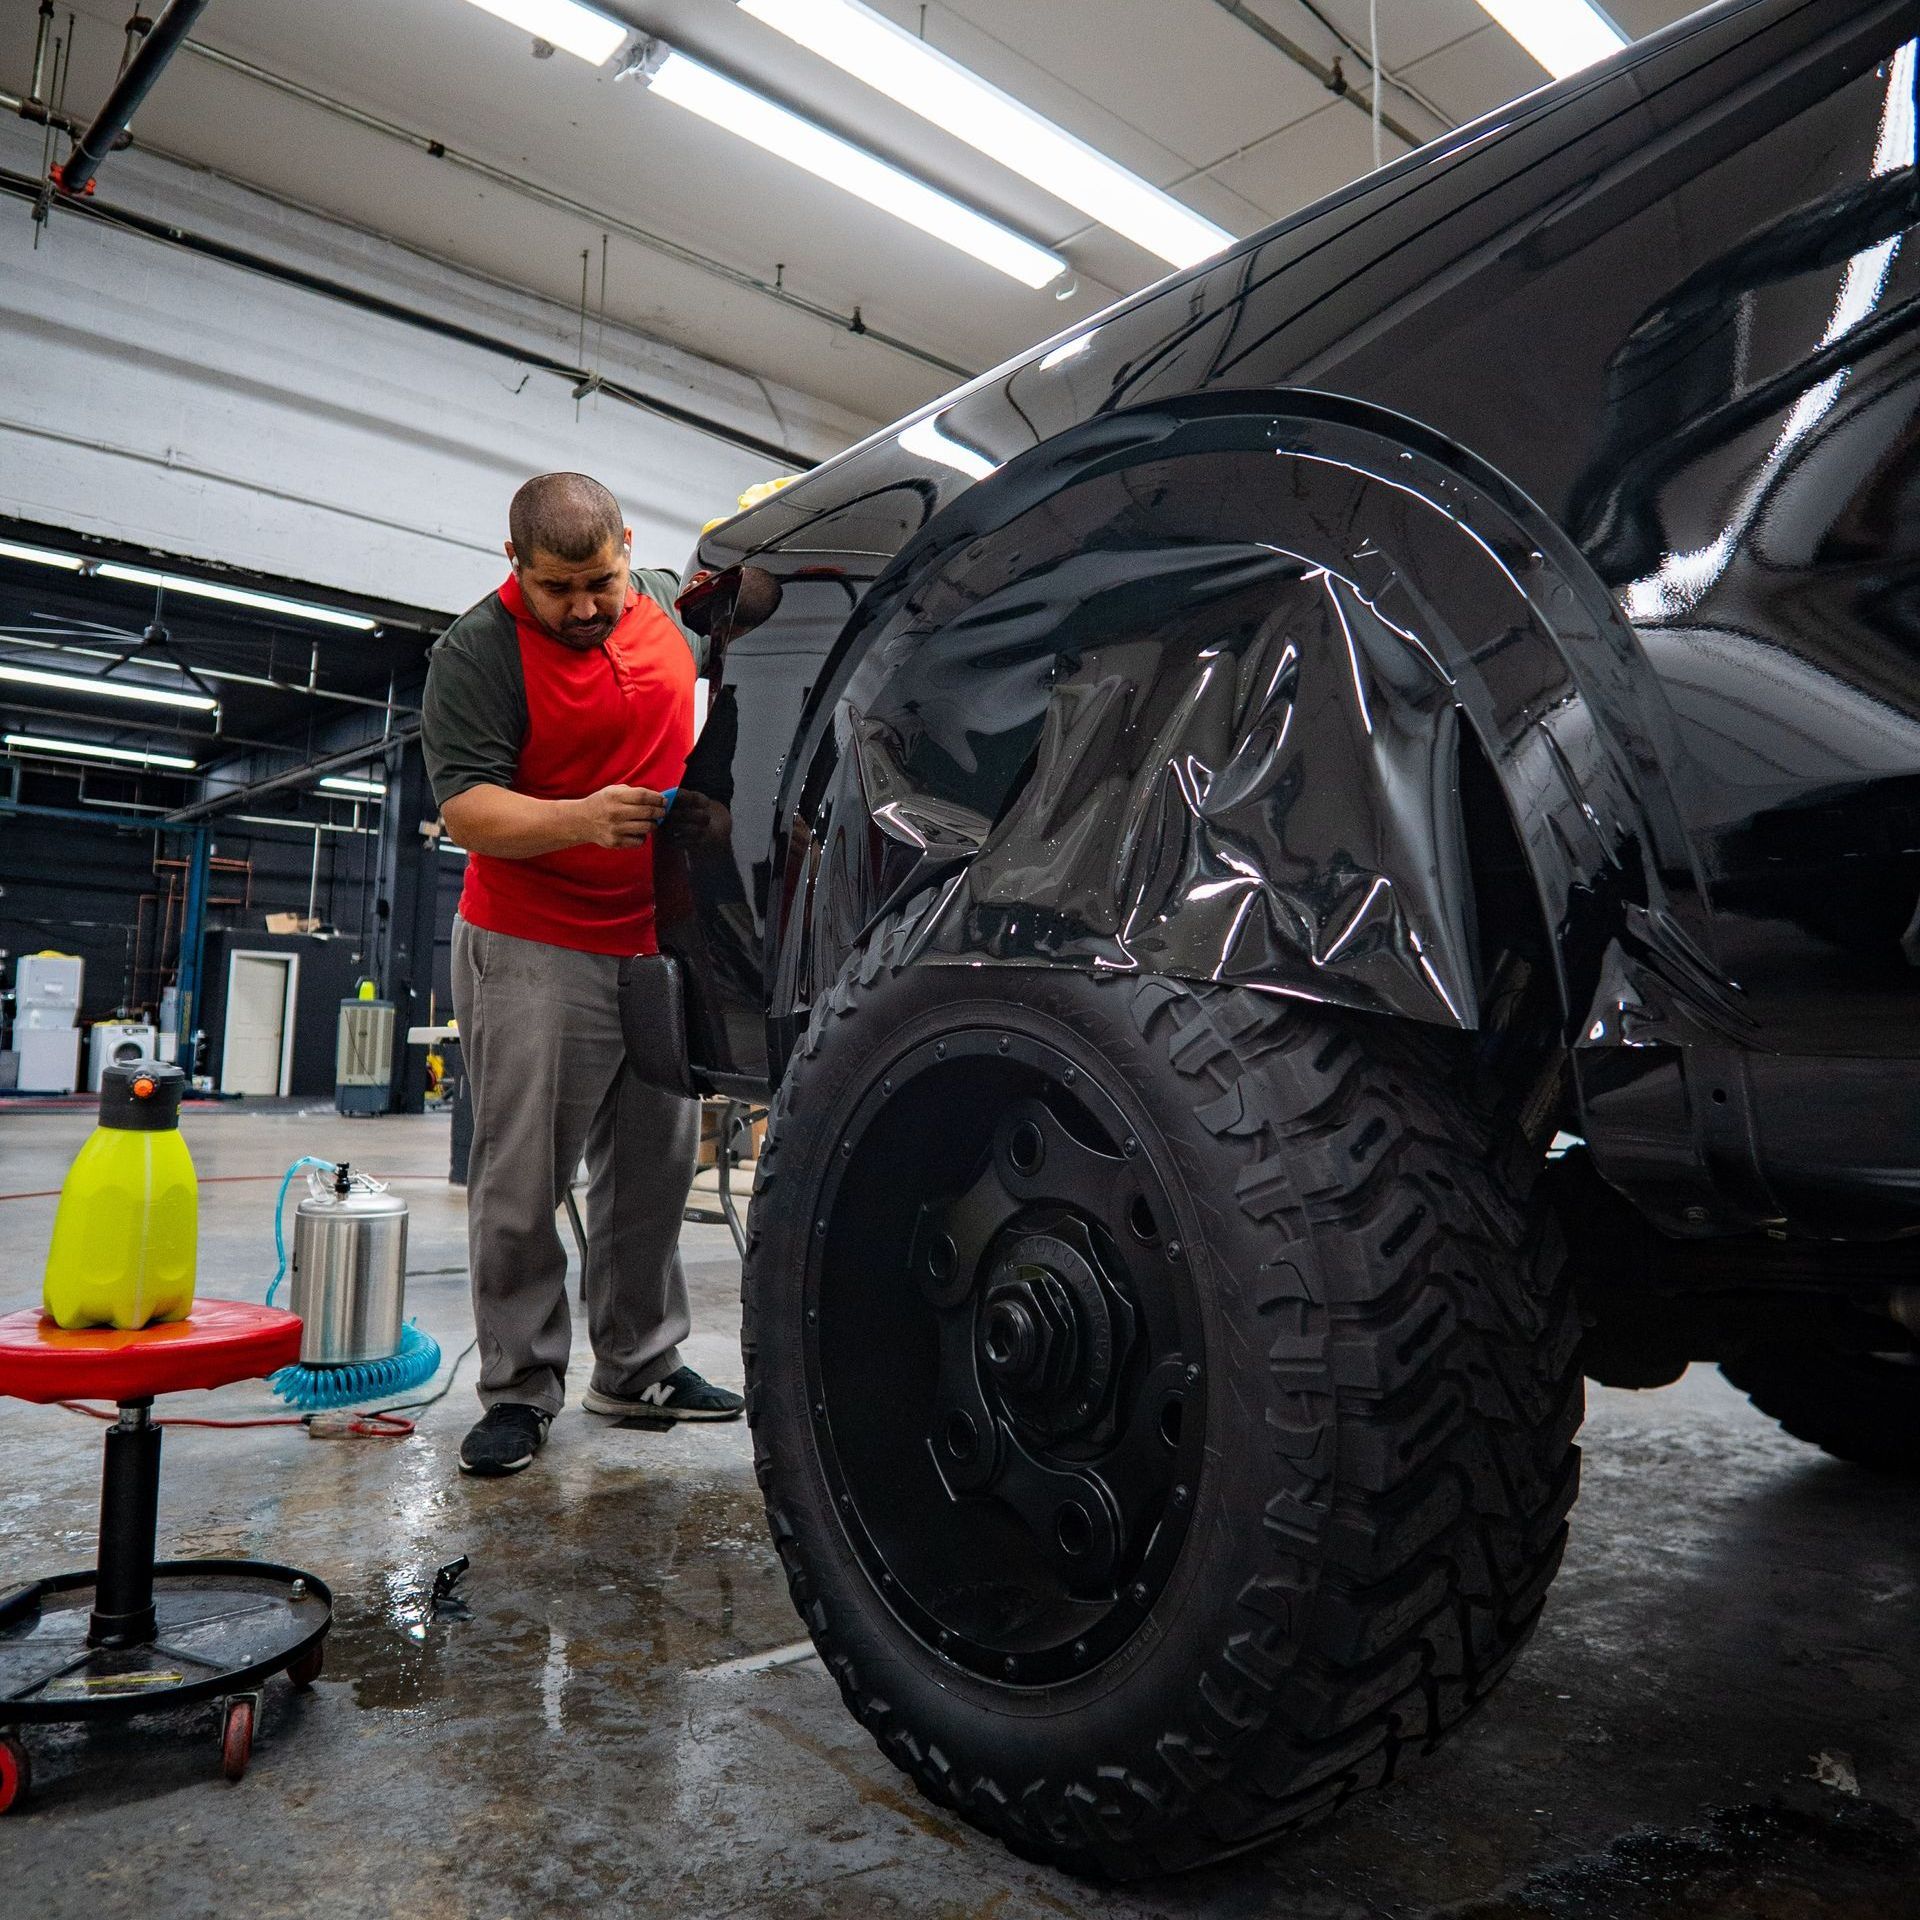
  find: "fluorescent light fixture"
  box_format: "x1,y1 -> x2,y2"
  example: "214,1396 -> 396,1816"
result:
1471,0 -> 1626,78
0,662 -> 217,712
637,45 -> 1067,288
95,563 -> 378,631
319,775 -> 387,799
457,0 -> 629,65
1037,330 -> 1096,371
0,538 -> 85,571
897,414 -> 998,480
236,813 -> 372,836
5,732 -> 196,770
740,0 -> 1231,269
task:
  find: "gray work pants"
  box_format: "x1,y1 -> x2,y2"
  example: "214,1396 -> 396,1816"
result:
450,915 -> 698,1416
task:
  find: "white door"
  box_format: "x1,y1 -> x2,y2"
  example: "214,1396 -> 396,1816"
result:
221,953 -> 297,1095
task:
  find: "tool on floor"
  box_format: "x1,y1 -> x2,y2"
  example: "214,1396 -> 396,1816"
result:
41,1058 -> 197,1331
264,1160 -> 440,1410
0,1299 -> 332,1813
428,1555 -> 472,1620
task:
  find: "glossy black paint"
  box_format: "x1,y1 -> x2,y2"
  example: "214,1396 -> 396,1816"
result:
658,0 -> 1920,1237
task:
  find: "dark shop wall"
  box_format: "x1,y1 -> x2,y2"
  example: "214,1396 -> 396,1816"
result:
0,816 -> 464,1027
433,850 -> 463,1020
0,816 -> 159,1021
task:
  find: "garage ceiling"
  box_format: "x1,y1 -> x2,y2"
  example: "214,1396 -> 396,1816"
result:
11,0 -> 1712,433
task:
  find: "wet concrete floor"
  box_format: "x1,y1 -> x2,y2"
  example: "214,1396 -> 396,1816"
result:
2,1100 -> 1919,1917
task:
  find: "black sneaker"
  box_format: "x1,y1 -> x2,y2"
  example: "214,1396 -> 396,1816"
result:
459,1403 -> 551,1476
582,1367 -> 744,1421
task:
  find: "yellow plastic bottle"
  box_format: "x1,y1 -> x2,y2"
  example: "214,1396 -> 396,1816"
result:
42,1058 -> 198,1330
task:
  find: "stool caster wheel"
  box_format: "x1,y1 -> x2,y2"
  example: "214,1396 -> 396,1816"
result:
287,1640 -> 325,1690
220,1698 -> 254,1783
0,1734 -> 30,1814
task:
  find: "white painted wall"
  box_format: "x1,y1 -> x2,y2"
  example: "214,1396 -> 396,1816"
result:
0,117 -> 874,614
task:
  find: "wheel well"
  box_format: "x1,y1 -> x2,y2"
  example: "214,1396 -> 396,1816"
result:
1457,725 -> 1566,1141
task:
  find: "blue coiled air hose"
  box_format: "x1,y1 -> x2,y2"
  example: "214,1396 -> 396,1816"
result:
263,1156 -> 442,1410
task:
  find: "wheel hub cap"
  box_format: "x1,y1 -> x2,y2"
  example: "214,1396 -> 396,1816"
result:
809,1028 -> 1206,1685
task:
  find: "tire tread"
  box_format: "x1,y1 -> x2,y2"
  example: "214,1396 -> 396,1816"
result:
743,897 -> 1582,1876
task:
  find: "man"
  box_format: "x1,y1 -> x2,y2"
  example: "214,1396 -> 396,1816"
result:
423,471 -> 742,1478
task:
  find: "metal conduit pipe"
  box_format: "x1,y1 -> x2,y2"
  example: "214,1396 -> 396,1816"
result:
54,0 -> 207,197
179,42 -> 974,385
165,725 -> 420,824
1203,0 -> 1429,151
4,82 -> 78,138
3,60 -> 967,401
0,163 -> 817,470
25,2 -> 57,120
3,38 -> 969,387
1281,0 -> 1455,134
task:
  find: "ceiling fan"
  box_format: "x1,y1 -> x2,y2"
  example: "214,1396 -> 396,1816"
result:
0,589 -> 220,700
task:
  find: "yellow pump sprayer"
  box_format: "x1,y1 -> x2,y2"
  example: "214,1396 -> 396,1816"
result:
42,1058 -> 198,1330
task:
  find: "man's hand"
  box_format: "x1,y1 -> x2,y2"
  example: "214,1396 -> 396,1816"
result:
657,788 -> 731,851
571,784 -> 667,848
442,782 -> 665,858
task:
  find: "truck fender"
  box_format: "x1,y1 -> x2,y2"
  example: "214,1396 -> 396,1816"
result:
771,393 -> 1744,1066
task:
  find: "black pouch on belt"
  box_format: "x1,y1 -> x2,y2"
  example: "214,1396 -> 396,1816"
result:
617,953 -> 701,1099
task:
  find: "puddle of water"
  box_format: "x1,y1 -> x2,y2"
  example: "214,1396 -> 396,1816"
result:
313,1471 -> 799,1718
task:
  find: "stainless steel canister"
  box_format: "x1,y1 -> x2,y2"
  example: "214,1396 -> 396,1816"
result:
289,1167 -> 409,1363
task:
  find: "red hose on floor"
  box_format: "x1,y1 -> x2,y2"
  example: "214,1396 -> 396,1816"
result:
54,1399 -> 415,1436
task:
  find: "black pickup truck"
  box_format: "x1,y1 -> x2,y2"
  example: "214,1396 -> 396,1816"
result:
649,0 -> 1920,1876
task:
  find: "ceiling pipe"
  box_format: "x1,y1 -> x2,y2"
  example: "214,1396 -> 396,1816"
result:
5,52 -> 969,393
1204,0 -> 1429,152
1283,0 -> 1454,134
181,42 -> 975,385
53,0 -> 208,197
22,1 -> 57,122
165,726 -> 419,824
5,77 -> 78,137
0,163 -> 817,469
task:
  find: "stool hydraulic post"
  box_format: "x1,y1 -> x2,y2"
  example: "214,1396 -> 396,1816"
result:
0,1302 -> 331,1810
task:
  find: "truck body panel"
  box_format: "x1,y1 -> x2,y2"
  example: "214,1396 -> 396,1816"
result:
663,0 -> 1920,1235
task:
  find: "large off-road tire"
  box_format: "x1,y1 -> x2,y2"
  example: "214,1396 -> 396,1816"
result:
742,903 -> 1582,1876
1720,1334 -> 1920,1476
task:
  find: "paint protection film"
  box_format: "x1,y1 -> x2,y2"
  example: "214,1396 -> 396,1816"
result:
774,406 -> 1726,1050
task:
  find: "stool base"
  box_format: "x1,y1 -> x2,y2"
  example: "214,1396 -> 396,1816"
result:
0,1560 -> 331,1727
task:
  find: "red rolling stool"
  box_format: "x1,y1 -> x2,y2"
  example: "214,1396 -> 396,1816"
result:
0,1302 -> 332,1811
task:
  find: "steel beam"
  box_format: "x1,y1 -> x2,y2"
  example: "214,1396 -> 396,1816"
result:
172,824 -> 211,1065
164,727 -> 418,824
370,738 -> 440,1115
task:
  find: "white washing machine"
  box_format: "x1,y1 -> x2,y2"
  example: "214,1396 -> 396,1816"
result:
87,1022 -> 160,1091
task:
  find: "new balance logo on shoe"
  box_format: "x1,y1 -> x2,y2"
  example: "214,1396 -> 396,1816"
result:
581,1367 -> 744,1422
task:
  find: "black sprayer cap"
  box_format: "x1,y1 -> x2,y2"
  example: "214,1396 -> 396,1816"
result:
97,1058 -> 186,1132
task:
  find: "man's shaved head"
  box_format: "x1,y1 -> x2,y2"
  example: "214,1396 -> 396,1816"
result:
508,472 -> 625,565
505,473 -> 634,648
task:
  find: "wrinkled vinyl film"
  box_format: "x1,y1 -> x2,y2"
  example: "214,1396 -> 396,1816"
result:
771,405 -> 1743,1053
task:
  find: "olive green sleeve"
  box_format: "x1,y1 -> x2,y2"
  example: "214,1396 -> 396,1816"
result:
422,597 -> 527,807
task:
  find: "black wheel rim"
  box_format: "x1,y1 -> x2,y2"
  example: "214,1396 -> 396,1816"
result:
804,1025 -> 1206,1687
